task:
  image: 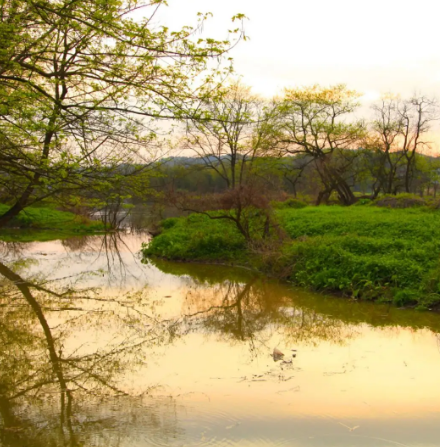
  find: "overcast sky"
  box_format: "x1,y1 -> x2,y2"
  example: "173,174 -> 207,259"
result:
147,0 -> 440,151
154,0 -> 440,100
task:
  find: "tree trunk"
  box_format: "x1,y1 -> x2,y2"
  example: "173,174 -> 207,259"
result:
262,215 -> 270,239
316,188 -> 331,205
0,184 -> 35,227
404,154 -> 416,193
0,106 -> 58,228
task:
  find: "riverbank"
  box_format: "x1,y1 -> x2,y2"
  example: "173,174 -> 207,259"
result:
0,204 -> 106,242
142,205 -> 440,310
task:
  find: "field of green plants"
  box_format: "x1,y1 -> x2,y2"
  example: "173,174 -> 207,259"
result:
143,205 -> 440,310
0,204 -> 105,241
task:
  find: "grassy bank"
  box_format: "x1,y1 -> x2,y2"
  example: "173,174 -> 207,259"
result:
0,204 -> 105,241
142,206 -> 440,310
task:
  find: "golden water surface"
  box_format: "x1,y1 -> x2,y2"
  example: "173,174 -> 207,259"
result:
1,232 -> 440,447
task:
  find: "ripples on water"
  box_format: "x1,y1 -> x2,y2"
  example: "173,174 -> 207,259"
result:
1,232 -> 440,447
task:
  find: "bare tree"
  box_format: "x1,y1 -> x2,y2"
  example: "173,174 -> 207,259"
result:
369,94 -> 437,195
184,82 -> 280,190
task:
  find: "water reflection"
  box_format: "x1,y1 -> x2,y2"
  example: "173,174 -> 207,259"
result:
0,256 -> 182,446
178,272 -> 357,358
1,233 -> 440,446
59,231 -> 147,283
151,258 -> 440,347
0,240 -> 27,258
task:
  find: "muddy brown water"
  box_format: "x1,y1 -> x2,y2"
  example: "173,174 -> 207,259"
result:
1,232 -> 440,447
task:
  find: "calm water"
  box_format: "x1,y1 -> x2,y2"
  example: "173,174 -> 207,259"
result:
1,232 -> 440,447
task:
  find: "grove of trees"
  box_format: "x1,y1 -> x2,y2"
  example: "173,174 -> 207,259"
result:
153,84 -> 440,207
1,0 -> 439,233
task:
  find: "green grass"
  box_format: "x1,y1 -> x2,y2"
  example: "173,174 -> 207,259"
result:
143,206 -> 440,310
277,207 -> 440,308
0,204 -> 106,241
142,214 -> 247,262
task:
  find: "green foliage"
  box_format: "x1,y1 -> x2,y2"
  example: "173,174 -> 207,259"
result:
161,218 -> 179,229
271,198 -> 308,209
144,205 -> 440,309
393,290 -> 420,307
276,206 -> 440,306
0,204 -> 105,235
142,213 -> 246,261
277,206 -> 437,242
281,235 -> 425,302
0,0 -> 244,226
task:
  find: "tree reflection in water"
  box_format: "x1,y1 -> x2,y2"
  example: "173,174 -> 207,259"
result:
60,232 -> 147,284
2,234 -> 440,446
152,260 -> 359,361
0,250 -> 182,447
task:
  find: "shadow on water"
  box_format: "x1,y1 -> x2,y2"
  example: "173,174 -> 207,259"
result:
1,233 -> 440,446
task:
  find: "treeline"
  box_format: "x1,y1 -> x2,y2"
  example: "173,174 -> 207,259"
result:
150,151 -> 440,203
152,84 -> 439,206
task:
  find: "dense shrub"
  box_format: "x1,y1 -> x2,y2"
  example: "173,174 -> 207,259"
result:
373,193 -> 426,209
161,217 -> 179,229
271,198 -> 308,209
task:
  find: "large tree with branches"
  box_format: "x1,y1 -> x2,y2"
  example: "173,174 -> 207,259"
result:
279,85 -> 365,205
0,0 -> 245,226
184,82 -> 280,190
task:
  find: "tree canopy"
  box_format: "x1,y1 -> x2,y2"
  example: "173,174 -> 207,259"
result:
0,0 -> 245,226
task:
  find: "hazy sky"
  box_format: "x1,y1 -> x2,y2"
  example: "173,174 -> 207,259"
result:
155,0 -> 440,101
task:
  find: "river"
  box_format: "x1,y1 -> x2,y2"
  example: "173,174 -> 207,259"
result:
1,232 -> 440,447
